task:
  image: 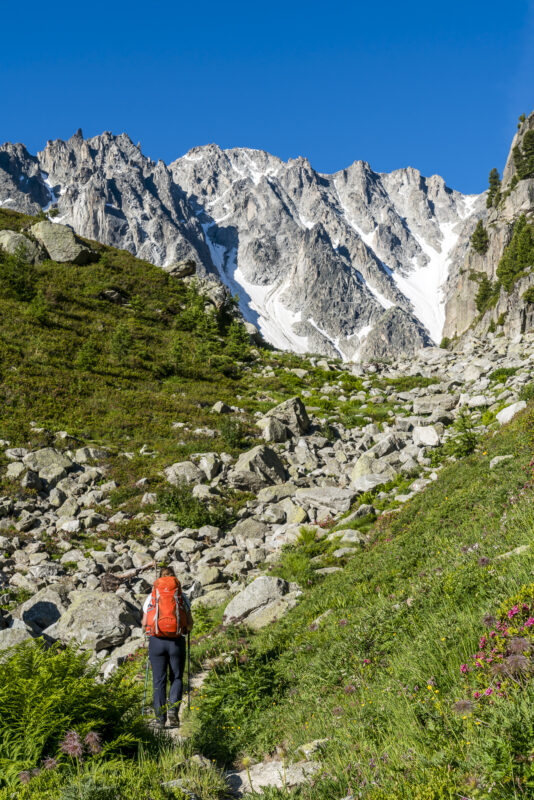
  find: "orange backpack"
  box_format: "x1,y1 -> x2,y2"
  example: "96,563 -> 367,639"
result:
145,576 -> 193,638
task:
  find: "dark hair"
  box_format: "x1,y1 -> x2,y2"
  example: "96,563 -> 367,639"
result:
160,566 -> 175,577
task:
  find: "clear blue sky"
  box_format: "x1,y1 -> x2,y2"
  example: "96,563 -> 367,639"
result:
1,0 -> 533,193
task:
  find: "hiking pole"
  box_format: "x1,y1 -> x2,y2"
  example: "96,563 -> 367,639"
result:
187,632 -> 191,711
141,652 -> 150,716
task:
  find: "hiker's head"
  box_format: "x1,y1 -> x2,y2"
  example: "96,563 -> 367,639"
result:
159,566 -> 175,578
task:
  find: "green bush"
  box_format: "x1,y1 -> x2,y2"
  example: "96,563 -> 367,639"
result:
523,287 -> 534,304
475,274 -> 498,314
158,483 -> 230,530
489,367 -> 518,383
0,642 -> 148,788
519,382 -> 534,402
444,408 -> 478,457
0,245 -> 36,301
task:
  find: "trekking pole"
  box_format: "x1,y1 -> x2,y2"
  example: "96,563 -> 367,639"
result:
187,632 -> 191,711
141,652 -> 150,716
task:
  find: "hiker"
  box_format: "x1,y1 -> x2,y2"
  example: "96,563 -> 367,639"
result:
142,566 -> 194,727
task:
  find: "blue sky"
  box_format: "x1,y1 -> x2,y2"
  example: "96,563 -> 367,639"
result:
1,1 -> 532,193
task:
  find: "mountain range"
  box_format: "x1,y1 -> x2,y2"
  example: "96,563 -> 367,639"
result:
1,114 -> 533,359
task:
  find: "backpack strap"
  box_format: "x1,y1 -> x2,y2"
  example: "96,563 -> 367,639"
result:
154,588 -> 160,635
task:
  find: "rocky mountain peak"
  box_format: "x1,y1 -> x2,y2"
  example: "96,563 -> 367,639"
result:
0,130 -> 490,359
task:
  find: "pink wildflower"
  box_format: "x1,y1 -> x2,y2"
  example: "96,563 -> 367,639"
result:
484,687 -> 493,696
479,636 -> 487,649
508,605 -> 519,619
460,664 -> 469,674
363,658 -> 370,665
473,691 -> 481,699
525,618 -> 534,628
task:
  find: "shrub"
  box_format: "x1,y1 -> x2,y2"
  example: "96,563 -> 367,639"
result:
519,382 -> 534,402
439,336 -> 451,349
0,245 -> 36,301
489,367 -> 518,383
218,416 -> 248,449
158,483 -> 230,530
471,220 -> 489,254
444,408 -> 478,457
523,287 -> 534,304
0,642 -> 148,788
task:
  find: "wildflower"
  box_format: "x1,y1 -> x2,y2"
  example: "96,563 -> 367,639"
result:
508,637 -> 531,654
363,658 -> 370,665
479,636 -> 487,649
477,557 -> 490,567
460,663 -> 469,674
504,654 -> 530,676
84,731 -> 102,755
60,729 -> 84,759
339,619 -> 348,626
332,706 -> 343,716
18,772 -> 31,784
344,684 -> 356,694
484,687 -> 493,696
508,605 -> 520,619
525,617 -> 534,628
452,699 -> 474,715
473,691 -> 481,699
42,757 -> 58,770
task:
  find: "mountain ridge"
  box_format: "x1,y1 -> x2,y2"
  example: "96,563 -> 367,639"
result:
0,132 -> 484,359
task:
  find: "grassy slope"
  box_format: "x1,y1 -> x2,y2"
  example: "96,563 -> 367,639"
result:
187,408 -> 534,799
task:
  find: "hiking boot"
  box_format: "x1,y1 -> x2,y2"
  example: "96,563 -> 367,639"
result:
167,708 -> 179,727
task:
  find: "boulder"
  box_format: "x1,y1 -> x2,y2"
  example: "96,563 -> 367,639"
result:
232,517 -> 269,543
232,445 -> 287,486
352,473 -> 393,493
264,396 -> 310,436
245,592 -> 300,630
13,587 -> 68,631
0,627 -> 34,654
294,486 -> 357,515
226,760 -> 320,796
43,590 -> 140,651
164,461 -> 206,486
0,230 -> 46,264
23,447 -> 74,474
223,576 -> 289,624
496,401 -> 527,425
211,401 -> 231,414
256,416 -> 292,443
412,394 -> 458,415
412,425 -> 441,447
31,221 -> 97,265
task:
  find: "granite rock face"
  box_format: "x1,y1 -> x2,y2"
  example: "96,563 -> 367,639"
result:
443,112 -> 534,344
0,131 -> 481,360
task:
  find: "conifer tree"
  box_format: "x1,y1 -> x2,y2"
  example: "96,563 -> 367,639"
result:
471,220 -> 489,254
486,168 -> 501,208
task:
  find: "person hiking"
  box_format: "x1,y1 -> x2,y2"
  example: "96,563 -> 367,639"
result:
142,566 -> 194,728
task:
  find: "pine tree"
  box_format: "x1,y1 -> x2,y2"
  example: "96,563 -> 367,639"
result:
475,275 -> 494,314
471,220 -> 489,254
513,130 -> 534,180
486,168 -> 501,208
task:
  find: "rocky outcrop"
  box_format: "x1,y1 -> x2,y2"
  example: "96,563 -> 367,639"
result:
0,230 -> 46,264
443,112 -> 534,343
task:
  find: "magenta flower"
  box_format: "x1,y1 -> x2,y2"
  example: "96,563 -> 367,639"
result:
479,636 -> 487,649
363,658 -> 370,665
525,617 -> 534,628
473,691 -> 481,699
460,664 -> 469,674
508,605 -> 519,619
484,687 -> 493,696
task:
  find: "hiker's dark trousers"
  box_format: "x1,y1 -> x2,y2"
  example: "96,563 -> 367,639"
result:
148,635 -> 186,721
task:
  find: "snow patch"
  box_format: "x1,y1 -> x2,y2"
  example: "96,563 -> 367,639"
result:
393,220 -> 458,343
40,171 -> 59,211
